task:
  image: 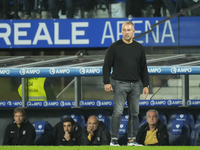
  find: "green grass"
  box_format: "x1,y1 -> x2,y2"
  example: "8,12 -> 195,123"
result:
1,146 -> 200,150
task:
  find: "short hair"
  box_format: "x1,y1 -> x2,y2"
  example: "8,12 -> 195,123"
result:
122,21 -> 134,29
146,109 -> 159,117
13,107 -> 26,117
62,117 -> 75,126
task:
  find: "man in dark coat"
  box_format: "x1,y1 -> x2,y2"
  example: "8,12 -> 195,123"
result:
3,107 -> 36,145
81,115 -> 111,145
47,117 -> 82,145
136,109 -> 169,146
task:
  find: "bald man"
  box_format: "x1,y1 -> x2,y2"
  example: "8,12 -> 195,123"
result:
81,115 -> 111,145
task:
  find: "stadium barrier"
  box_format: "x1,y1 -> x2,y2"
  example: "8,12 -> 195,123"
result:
0,66 -> 199,108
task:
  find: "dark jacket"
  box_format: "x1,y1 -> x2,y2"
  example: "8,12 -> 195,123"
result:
136,120 -> 169,146
3,119 -> 36,145
81,121 -> 111,145
47,121 -> 82,146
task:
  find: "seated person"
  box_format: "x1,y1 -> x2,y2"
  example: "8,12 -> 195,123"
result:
47,117 -> 82,145
81,115 -> 111,145
49,0 -> 74,19
2,0 -> 20,19
136,109 -> 169,146
2,107 -> 36,145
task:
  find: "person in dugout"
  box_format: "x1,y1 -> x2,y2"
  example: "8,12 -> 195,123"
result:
18,77 -> 56,101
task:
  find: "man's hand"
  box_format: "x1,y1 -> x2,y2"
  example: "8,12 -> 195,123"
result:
64,131 -> 71,141
87,126 -> 94,136
104,84 -> 113,92
143,87 -> 149,100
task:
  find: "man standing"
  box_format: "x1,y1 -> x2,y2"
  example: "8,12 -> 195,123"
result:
47,117 -> 82,145
3,107 -> 36,145
81,115 -> 111,145
136,109 -> 169,145
103,21 -> 149,146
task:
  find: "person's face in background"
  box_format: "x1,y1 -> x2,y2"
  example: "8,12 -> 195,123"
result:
14,112 -> 25,125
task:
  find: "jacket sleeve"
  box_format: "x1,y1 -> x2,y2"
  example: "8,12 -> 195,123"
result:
74,127 -> 82,145
140,47 -> 149,87
156,127 -> 169,146
47,126 -> 58,145
2,125 -> 11,145
26,125 -> 36,145
103,46 -> 115,84
81,127 -> 92,145
100,128 -> 111,145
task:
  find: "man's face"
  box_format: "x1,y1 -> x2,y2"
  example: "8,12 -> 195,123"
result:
14,112 -> 25,125
87,118 -> 99,132
63,122 -> 74,134
146,111 -> 159,125
122,23 -> 135,42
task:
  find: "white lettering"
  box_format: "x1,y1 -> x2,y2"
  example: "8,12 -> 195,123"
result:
33,23 -> 52,45
54,23 -> 70,44
145,20 -> 159,43
0,23 -> 11,45
101,21 -> 115,44
71,22 -> 89,44
161,20 -> 175,43
14,23 -> 31,45
117,21 -> 124,40
56,69 -> 70,74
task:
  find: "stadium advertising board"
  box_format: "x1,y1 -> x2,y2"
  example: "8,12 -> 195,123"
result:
0,17 -> 199,48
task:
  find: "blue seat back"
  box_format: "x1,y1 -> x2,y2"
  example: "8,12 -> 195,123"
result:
190,122 -> 200,146
169,112 -> 194,129
167,120 -> 191,145
32,121 -> 53,145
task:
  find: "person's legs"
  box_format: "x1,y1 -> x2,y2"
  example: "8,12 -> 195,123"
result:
2,0 -> 10,19
132,0 -> 141,17
162,0 -> 175,15
13,0 -> 19,18
126,0 -> 133,17
127,81 -> 140,141
110,79 -> 127,140
65,0 -> 74,18
24,0 -> 32,16
174,0 -> 185,13
184,0 -> 200,16
49,0 -> 60,19
153,0 -> 162,17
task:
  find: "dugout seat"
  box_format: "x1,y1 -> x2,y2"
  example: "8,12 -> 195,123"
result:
195,114 -> 200,124
61,110 -> 86,128
189,122 -> 200,146
32,121 -> 53,145
167,120 -> 191,145
168,111 -> 194,129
